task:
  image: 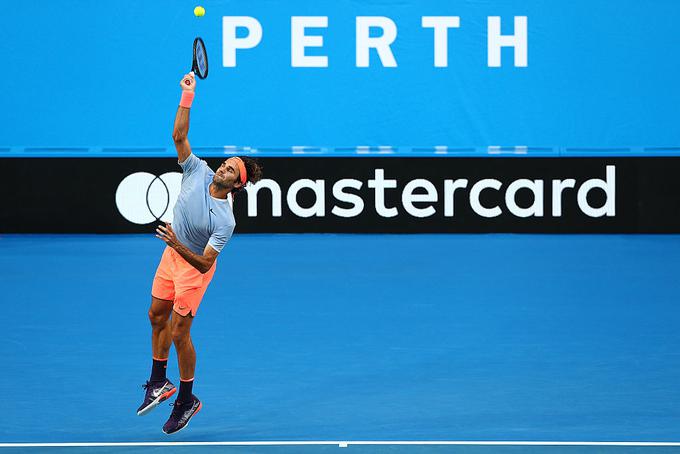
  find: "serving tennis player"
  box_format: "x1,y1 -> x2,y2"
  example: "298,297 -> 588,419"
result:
137,71 -> 262,434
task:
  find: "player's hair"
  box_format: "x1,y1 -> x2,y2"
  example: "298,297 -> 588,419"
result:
233,157 -> 262,196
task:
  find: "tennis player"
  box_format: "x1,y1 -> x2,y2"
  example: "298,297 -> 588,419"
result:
136,71 -> 262,434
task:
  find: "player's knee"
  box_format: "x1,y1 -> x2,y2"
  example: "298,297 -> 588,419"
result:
148,308 -> 167,328
171,326 -> 190,345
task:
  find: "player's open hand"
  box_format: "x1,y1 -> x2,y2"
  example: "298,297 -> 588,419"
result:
156,222 -> 179,248
180,72 -> 196,92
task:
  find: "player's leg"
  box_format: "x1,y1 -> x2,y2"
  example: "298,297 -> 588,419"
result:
171,310 -> 196,383
138,249 -> 178,416
150,296 -> 174,360
163,310 -> 202,434
137,296 -> 178,416
161,257 -> 215,433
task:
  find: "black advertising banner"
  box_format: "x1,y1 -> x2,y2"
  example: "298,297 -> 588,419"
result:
1,157 -> 680,233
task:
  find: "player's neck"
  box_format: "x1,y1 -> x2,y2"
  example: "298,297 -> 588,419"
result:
209,182 -> 229,199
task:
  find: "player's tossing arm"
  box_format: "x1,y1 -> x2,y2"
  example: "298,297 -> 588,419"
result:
172,72 -> 196,164
156,223 -> 218,274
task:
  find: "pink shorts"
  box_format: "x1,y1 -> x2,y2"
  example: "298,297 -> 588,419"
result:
151,246 -> 216,317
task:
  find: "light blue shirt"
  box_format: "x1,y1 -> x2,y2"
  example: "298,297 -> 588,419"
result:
173,153 -> 235,255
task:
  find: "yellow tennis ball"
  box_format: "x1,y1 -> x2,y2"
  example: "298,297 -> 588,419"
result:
194,6 -> 205,17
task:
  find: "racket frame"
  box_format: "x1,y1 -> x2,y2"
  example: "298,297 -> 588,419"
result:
192,37 -> 209,80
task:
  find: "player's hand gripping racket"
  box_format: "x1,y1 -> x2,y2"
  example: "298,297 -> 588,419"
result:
191,37 -> 209,79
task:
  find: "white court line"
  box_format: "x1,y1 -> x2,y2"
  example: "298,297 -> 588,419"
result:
1,441 -> 680,448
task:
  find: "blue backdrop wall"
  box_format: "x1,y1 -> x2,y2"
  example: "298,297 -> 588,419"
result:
2,0 -> 679,149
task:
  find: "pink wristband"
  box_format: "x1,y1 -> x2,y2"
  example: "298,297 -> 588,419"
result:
179,91 -> 195,108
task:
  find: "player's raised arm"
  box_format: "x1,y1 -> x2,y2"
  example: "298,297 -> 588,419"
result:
172,72 -> 196,164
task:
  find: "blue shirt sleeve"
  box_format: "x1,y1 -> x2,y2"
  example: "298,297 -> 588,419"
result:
207,223 -> 235,253
178,153 -> 203,175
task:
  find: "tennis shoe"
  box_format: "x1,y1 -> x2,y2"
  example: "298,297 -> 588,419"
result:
162,395 -> 202,434
137,380 -> 176,416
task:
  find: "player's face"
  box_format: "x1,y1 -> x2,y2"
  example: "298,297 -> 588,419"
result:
213,158 -> 242,189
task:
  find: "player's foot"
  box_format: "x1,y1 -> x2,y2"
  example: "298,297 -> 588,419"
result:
162,395 -> 202,434
137,380 -> 176,416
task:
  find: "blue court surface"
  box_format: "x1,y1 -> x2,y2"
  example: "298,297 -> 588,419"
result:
2,234 -> 680,453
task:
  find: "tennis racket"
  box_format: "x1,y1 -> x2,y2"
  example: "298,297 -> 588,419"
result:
192,37 -> 209,79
